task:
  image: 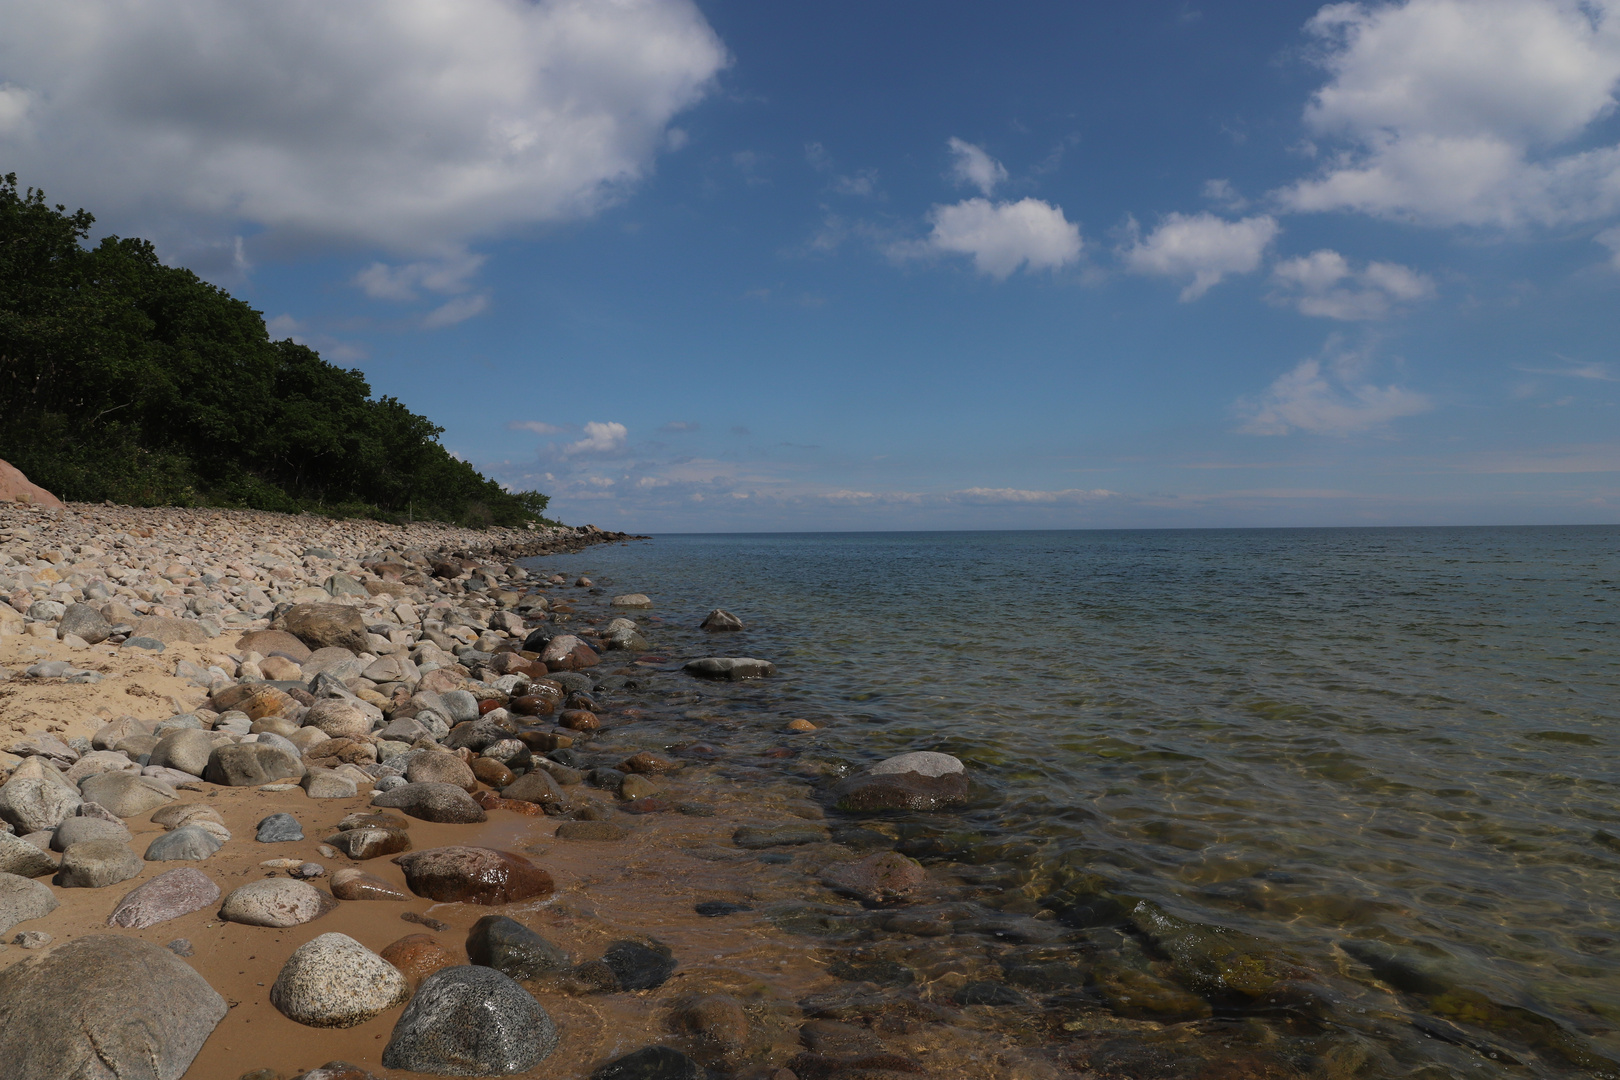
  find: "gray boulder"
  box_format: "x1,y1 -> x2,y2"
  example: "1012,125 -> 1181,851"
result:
0,830 -> 58,877
204,742 -> 306,786
0,935 -> 226,1079
382,965 -> 557,1074
52,815 -> 130,852
148,729 -> 232,777
144,825 -> 225,862
62,750 -> 142,786
701,608 -> 744,631
276,603 -> 370,654
372,782 -> 487,824
0,777 -> 81,833
57,603 -> 113,645
683,657 -> 776,680
108,867 -> 221,929
270,932 -> 410,1028
56,838 -> 143,888
219,878 -> 338,927
0,872 -> 58,933
79,772 -> 178,817
256,812 -> 304,843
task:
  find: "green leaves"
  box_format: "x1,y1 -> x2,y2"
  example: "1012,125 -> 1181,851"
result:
0,175 -> 547,527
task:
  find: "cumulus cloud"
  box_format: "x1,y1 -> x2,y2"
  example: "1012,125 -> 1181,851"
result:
508,420 -> 566,436
0,0 -> 727,256
1238,343 -> 1431,435
355,253 -> 486,302
1122,212 -> 1281,299
920,198 -> 1083,278
1277,0 -> 1620,227
421,294 -> 490,329
564,421 -> 629,457
1269,249 -> 1436,318
947,137 -> 1008,196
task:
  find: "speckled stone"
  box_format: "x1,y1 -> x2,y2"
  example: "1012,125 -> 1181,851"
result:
219,878 -> 338,927
256,812 -> 304,843
108,867 -> 221,929
144,825 -> 225,862
381,965 -> 557,1075
56,839 -> 143,888
270,932 -> 410,1028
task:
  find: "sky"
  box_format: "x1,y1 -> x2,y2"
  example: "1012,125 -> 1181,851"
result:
3,0 -> 1619,531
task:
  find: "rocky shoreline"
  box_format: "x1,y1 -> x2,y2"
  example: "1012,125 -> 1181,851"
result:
0,501 -> 1040,1080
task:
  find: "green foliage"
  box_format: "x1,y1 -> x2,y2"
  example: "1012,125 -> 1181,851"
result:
0,174 -> 550,528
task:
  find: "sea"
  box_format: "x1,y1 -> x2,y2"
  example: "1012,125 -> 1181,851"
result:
527,526 -> 1620,1077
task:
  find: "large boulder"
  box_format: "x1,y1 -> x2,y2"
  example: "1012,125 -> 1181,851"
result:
0,830 -> 58,877
0,458 -> 63,507
393,846 -> 554,904
276,603 -> 371,654
270,932 -> 410,1028
56,839 -> 143,888
52,815 -> 130,852
204,742 -> 306,786
404,753 -> 477,793
381,965 -> 557,1074
108,867 -> 221,929
0,935 -> 226,1079
303,699 -> 374,740
0,776 -> 81,832
80,772 -> 178,817
57,603 -> 113,645
0,872 -> 58,933
148,729 -> 233,777
372,782 -> 487,824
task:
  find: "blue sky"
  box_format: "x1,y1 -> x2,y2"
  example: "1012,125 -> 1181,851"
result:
3,0 -> 1619,530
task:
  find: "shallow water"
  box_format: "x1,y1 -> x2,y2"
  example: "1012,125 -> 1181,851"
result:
532,526 -> 1620,1077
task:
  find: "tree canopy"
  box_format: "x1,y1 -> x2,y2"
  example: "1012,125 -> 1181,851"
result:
0,175 -> 547,527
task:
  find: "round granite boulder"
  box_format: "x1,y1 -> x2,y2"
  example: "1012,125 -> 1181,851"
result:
271,932 -> 410,1028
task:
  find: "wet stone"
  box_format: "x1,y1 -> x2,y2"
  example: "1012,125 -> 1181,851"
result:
555,821 -> 626,841
695,901 -> 752,917
954,981 -> 1028,1007
329,868 -> 409,901
591,1046 -> 704,1080
257,812 -> 304,843
393,846 -> 555,904
733,824 -> 831,849
382,965 -> 558,1075
820,850 -> 927,905
601,939 -> 677,991
324,826 -> 412,860
466,914 -> 571,980
379,933 -> 459,989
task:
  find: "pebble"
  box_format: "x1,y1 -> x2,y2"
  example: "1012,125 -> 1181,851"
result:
381,965 -> 558,1074
270,932 -> 410,1028
108,867 -> 221,929
219,878 -> 338,927
11,930 -> 50,948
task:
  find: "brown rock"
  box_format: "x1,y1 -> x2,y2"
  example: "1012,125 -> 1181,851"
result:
133,615 -> 210,646
235,630 -> 314,664
405,753 -> 478,793
470,759 -> 515,787
260,655 -> 303,681
211,682 -> 295,719
675,993 -> 751,1061
820,850 -> 927,905
303,699 -> 373,740
304,738 -> 376,768
417,668 -> 469,695
832,771 -> 970,813
516,730 -> 572,752
392,846 -> 555,904
324,827 -> 412,860
329,868 -> 409,901
378,934 -> 460,989
336,812 -> 410,832
277,604 -> 370,654
558,710 -> 599,732
499,768 -> 567,810
0,459 -> 63,507
620,751 -> 680,775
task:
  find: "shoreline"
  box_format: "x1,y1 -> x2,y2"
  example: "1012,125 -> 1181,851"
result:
0,501 -> 1052,1080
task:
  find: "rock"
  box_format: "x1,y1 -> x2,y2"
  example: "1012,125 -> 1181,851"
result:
261,655 -> 304,680
378,715 -> 434,743
868,751 -> 964,777
620,751 -> 680,775
556,821 -> 626,842
821,850 -> 927,904
271,932 -> 411,1028
151,802 -> 225,829
144,824 -> 225,862
674,994 -> 750,1063
592,1047 -> 703,1080
694,900 -> 752,917
466,914 -> 570,980
277,603 -> 371,654
620,774 -> 658,801
292,861 -> 327,879
324,826 -> 412,860
0,872 -> 58,933
381,965 -> 557,1074
302,768 -> 360,799
57,838 -> 144,888
786,718 -> 818,733
601,939 -> 678,991
611,593 -> 653,608
204,742 -> 306,786
501,768 -> 568,810
63,749 -> 143,785
953,981 -> 1028,1007
12,929 -> 50,948
296,1063 -> 383,1080
25,599 -> 67,623
80,771 -> 179,817
0,830 -> 58,876
220,878 -> 339,927
700,609 -> 744,632
0,777 -> 81,832
212,683 -> 296,721
330,868 -> 409,900
393,846 -> 554,904
51,814 -> 130,852
0,935 -> 225,1079
558,708 -> 599,731
166,938 -> 193,956
236,629 -> 314,663
132,614 -> 211,645
380,934 -> 460,988
303,698 -> 373,740
439,690 -> 482,723
0,458 -> 63,507
148,728 -> 231,777
683,657 -> 775,680
832,770 -> 970,812
372,781 -> 487,824
405,753 -> 478,793
108,867 -> 221,928
471,758 -> 516,787
257,812 -> 304,842
733,824 -> 831,849
122,636 -> 166,652
57,603 -> 113,645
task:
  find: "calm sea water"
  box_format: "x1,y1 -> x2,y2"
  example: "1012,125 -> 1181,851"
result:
534,527 -> 1620,1076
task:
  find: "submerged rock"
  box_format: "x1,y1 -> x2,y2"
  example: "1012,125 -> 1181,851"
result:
683,657 -> 775,680
820,850 -> 927,904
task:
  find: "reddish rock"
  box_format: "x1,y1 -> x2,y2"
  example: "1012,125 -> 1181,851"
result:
471,759 -> 516,788
392,846 -> 555,905
107,867 -> 220,929
509,695 -> 555,717
558,710 -> 599,732
275,603 -> 369,653
329,868 -> 409,901
820,850 -> 928,905
0,459 -> 62,507
620,751 -> 680,775
417,668 -> 469,695
379,933 -> 459,989
211,683 -> 296,720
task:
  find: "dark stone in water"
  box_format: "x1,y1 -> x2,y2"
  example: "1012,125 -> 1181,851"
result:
381,965 -> 557,1074
832,771 -> 970,813
954,981 -> 1027,1006
465,914 -> 570,980
828,958 -> 915,987
733,824 -> 830,849
758,853 -> 793,865
695,901 -> 751,917
601,939 -> 677,991
401,911 -> 450,932
591,1045 -> 702,1080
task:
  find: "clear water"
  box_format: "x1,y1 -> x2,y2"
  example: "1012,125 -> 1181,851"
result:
533,527 -> 1620,1076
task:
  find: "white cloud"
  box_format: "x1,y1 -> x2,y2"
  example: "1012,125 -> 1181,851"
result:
0,0 -> 727,255
1269,248 -> 1435,318
1238,343 -> 1431,435
421,294 -> 490,329
1202,178 -> 1250,211
921,197 -> 1083,278
508,420 -> 566,436
564,421 -> 629,457
1277,0 -> 1620,227
1122,212 -> 1281,299
355,253 -> 486,302
947,137 -> 1008,196
1600,225 -> 1620,265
